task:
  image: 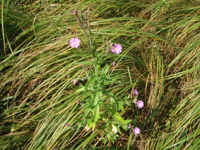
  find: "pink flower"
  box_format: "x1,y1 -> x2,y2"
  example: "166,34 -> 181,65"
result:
77,100 -> 80,104
136,100 -> 144,109
82,64 -> 85,68
133,127 -> 140,135
74,79 -> 78,85
133,89 -> 138,96
82,78 -> 85,81
112,62 -> 116,66
70,38 -> 80,48
72,10 -> 77,14
66,123 -> 69,126
128,124 -> 132,128
111,43 -> 122,54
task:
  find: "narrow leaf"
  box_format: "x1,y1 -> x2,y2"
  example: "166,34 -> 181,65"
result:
93,91 -> 101,106
93,104 -> 100,122
75,87 -> 85,93
118,104 -> 124,111
85,75 -> 97,90
113,113 -> 126,126
101,64 -> 109,76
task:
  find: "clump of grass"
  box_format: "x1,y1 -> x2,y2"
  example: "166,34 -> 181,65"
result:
1,0 -> 200,149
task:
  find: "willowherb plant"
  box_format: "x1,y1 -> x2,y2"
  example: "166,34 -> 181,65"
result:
69,8 -> 144,143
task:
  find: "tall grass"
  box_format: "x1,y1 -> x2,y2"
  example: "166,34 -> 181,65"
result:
1,0 -> 200,149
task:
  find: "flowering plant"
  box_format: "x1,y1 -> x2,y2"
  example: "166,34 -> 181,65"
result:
69,9 -> 144,143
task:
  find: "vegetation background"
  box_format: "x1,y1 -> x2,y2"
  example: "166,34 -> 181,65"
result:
0,0 -> 200,149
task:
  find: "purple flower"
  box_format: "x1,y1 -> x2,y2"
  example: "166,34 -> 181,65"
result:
82,64 -> 85,68
133,127 -> 140,135
74,79 -> 78,85
70,38 -> 80,48
77,100 -> 80,104
136,100 -> 144,109
82,78 -> 85,81
66,123 -> 69,126
133,89 -> 138,96
72,10 -> 77,14
112,62 -> 116,66
111,43 -> 122,54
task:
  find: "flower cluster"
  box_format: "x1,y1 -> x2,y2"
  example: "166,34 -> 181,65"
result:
129,89 -> 145,135
133,89 -> 144,109
69,38 -> 123,55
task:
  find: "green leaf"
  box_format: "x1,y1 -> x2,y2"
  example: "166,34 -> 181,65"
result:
107,133 -> 111,140
113,113 -> 126,126
85,75 -> 97,90
101,64 -> 109,76
102,55 -> 107,61
93,104 -> 100,122
75,87 -> 85,93
83,108 -> 91,120
110,136 -> 115,144
116,125 -> 121,134
88,119 -> 92,128
91,122 -> 96,131
102,90 -> 118,104
104,78 -> 113,82
103,138 -> 107,145
93,43 -> 97,56
118,104 -> 124,111
93,91 -> 101,106
77,61 -> 90,65
125,120 -> 132,124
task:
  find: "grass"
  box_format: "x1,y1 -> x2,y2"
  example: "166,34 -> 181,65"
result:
0,0 -> 200,149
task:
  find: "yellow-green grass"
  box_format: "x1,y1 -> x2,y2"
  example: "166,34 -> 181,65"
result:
0,0 -> 200,149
